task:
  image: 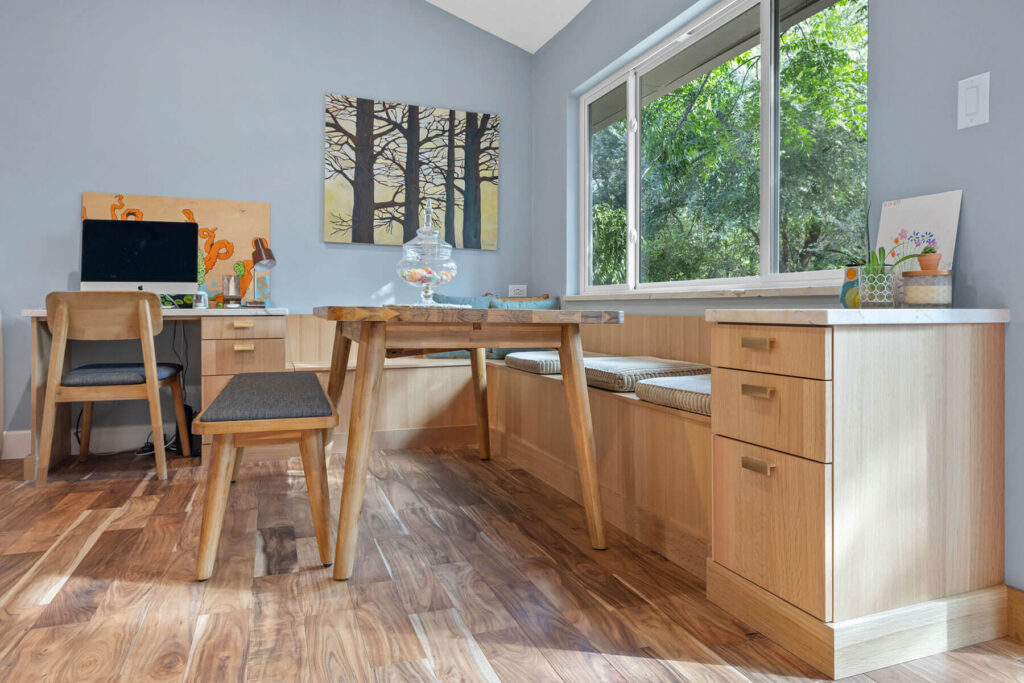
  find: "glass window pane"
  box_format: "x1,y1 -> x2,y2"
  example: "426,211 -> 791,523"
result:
639,6 -> 761,284
779,0 -> 868,273
588,83 -> 628,286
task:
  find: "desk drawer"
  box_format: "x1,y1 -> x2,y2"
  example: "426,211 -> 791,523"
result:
201,339 -> 285,375
711,324 -> 831,380
201,316 -> 285,340
712,436 -> 832,621
712,368 -> 831,462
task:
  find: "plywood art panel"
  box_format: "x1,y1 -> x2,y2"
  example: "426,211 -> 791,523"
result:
81,193 -> 271,305
324,95 -> 499,250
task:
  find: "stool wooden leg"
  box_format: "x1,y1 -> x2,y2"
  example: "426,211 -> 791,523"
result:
469,348 -> 491,461
299,430 -> 333,566
334,321 -> 386,580
78,402 -> 94,463
196,433 -> 236,581
171,375 -> 191,457
230,447 -> 245,483
557,323 -> 606,550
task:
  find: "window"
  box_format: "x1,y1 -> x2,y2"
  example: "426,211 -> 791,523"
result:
581,0 -> 868,294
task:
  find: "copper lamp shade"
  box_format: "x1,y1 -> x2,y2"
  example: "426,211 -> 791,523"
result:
252,238 -> 276,271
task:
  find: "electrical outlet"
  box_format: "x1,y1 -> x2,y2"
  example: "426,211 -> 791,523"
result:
508,284 -> 528,297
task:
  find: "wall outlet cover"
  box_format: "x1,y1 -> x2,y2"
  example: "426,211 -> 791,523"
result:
957,72 -> 990,130
508,284 -> 528,297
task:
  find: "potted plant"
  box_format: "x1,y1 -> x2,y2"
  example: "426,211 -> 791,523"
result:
917,246 -> 941,270
857,247 -> 923,308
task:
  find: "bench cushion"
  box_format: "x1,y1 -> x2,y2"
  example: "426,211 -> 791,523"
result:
62,362 -> 183,387
635,374 -> 712,416
504,350 -> 605,375
200,372 -> 332,423
584,356 -> 710,392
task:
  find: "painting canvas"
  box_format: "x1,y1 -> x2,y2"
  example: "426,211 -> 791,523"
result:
876,190 -> 963,271
82,193 -> 271,305
324,94 -> 499,249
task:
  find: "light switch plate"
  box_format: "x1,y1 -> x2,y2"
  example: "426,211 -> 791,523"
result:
957,72 -> 990,130
508,284 -> 528,297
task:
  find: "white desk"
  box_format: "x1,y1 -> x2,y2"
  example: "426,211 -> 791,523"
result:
22,307 -> 288,481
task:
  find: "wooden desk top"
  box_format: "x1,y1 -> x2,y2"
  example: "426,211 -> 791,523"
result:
313,305 -> 623,324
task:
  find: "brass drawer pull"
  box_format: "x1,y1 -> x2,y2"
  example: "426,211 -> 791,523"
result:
741,455 -> 775,476
233,343 -> 255,352
741,383 -> 775,399
232,321 -> 255,329
741,335 -> 775,350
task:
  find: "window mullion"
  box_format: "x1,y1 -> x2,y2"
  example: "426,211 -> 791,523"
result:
626,69 -> 639,289
759,0 -> 780,278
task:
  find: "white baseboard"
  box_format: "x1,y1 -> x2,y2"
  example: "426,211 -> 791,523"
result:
2,422 -> 178,460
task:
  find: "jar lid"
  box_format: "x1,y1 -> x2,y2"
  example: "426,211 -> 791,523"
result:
903,269 -> 951,276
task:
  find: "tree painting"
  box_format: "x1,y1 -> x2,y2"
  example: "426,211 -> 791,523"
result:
325,94 -> 499,249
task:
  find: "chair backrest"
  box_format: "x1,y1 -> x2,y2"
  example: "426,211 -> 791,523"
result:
45,291 -> 163,341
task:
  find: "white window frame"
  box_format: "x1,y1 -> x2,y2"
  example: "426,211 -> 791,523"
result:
578,0 -> 856,296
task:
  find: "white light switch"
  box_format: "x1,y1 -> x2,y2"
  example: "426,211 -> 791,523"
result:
957,72 -> 990,130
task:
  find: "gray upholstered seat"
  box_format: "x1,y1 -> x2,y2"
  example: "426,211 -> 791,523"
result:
635,374 -> 712,416
199,372 -> 332,423
62,362 -> 183,387
583,355 -> 710,392
504,350 -> 606,375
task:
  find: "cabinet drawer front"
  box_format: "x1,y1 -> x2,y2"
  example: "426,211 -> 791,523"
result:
711,324 -> 831,379
712,436 -> 832,621
712,367 -> 831,462
201,316 -> 285,340
201,339 -> 285,375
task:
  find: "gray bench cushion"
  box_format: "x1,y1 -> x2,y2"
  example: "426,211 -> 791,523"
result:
584,356 -> 710,392
200,372 -> 332,423
62,362 -> 183,387
504,350 -> 605,375
635,374 -> 712,416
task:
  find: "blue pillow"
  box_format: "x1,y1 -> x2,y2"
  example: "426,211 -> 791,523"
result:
434,293 -> 494,308
424,350 -> 471,359
489,297 -> 559,310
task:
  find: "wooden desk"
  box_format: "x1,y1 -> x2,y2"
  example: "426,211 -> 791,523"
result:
314,305 -> 623,580
21,307 -> 288,481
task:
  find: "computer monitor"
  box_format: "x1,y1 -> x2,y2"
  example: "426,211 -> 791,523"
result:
80,219 -> 199,295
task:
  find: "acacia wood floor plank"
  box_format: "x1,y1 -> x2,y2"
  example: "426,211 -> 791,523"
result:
0,449 -> 1019,682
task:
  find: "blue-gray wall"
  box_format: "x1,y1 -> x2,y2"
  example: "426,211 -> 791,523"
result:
529,0 -> 1023,586
0,0 -> 531,432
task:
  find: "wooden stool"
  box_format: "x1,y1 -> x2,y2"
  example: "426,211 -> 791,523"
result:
191,372 -> 338,581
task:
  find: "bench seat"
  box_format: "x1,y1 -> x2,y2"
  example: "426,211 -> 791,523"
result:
635,374 -> 712,417
583,355 -> 710,392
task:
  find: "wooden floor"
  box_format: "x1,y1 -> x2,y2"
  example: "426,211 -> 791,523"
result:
0,449 -> 1021,682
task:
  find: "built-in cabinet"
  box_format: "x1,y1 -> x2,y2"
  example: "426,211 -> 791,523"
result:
706,309 -> 1008,679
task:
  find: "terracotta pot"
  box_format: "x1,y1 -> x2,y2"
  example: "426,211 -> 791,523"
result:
917,252 -> 941,270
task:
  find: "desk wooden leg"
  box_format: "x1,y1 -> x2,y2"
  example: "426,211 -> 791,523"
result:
557,323 -> 606,549
196,433 -> 236,580
334,321 -> 386,580
78,402 -> 94,463
323,323 -> 352,458
299,430 -> 334,566
469,347 -> 491,460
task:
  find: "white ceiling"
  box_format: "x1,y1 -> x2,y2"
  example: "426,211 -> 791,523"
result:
425,0 -> 592,54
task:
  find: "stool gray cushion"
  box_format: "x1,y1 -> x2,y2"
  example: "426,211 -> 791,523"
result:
62,362 -> 183,387
504,350 -> 606,375
584,356 -> 710,392
635,374 -> 712,416
200,372 -> 332,422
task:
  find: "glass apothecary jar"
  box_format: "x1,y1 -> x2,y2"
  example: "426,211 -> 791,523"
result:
396,201 -> 457,305
901,270 -> 952,308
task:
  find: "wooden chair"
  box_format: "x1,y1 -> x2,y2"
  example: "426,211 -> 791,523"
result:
191,371 -> 337,580
36,291 -> 191,485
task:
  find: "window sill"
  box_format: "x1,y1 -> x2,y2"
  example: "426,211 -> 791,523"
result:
564,283 -> 841,302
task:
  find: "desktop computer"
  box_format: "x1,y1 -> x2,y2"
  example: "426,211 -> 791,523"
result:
80,219 -> 199,296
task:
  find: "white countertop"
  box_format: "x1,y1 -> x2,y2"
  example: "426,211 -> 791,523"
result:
23,307 -> 288,318
705,308 -> 1010,325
